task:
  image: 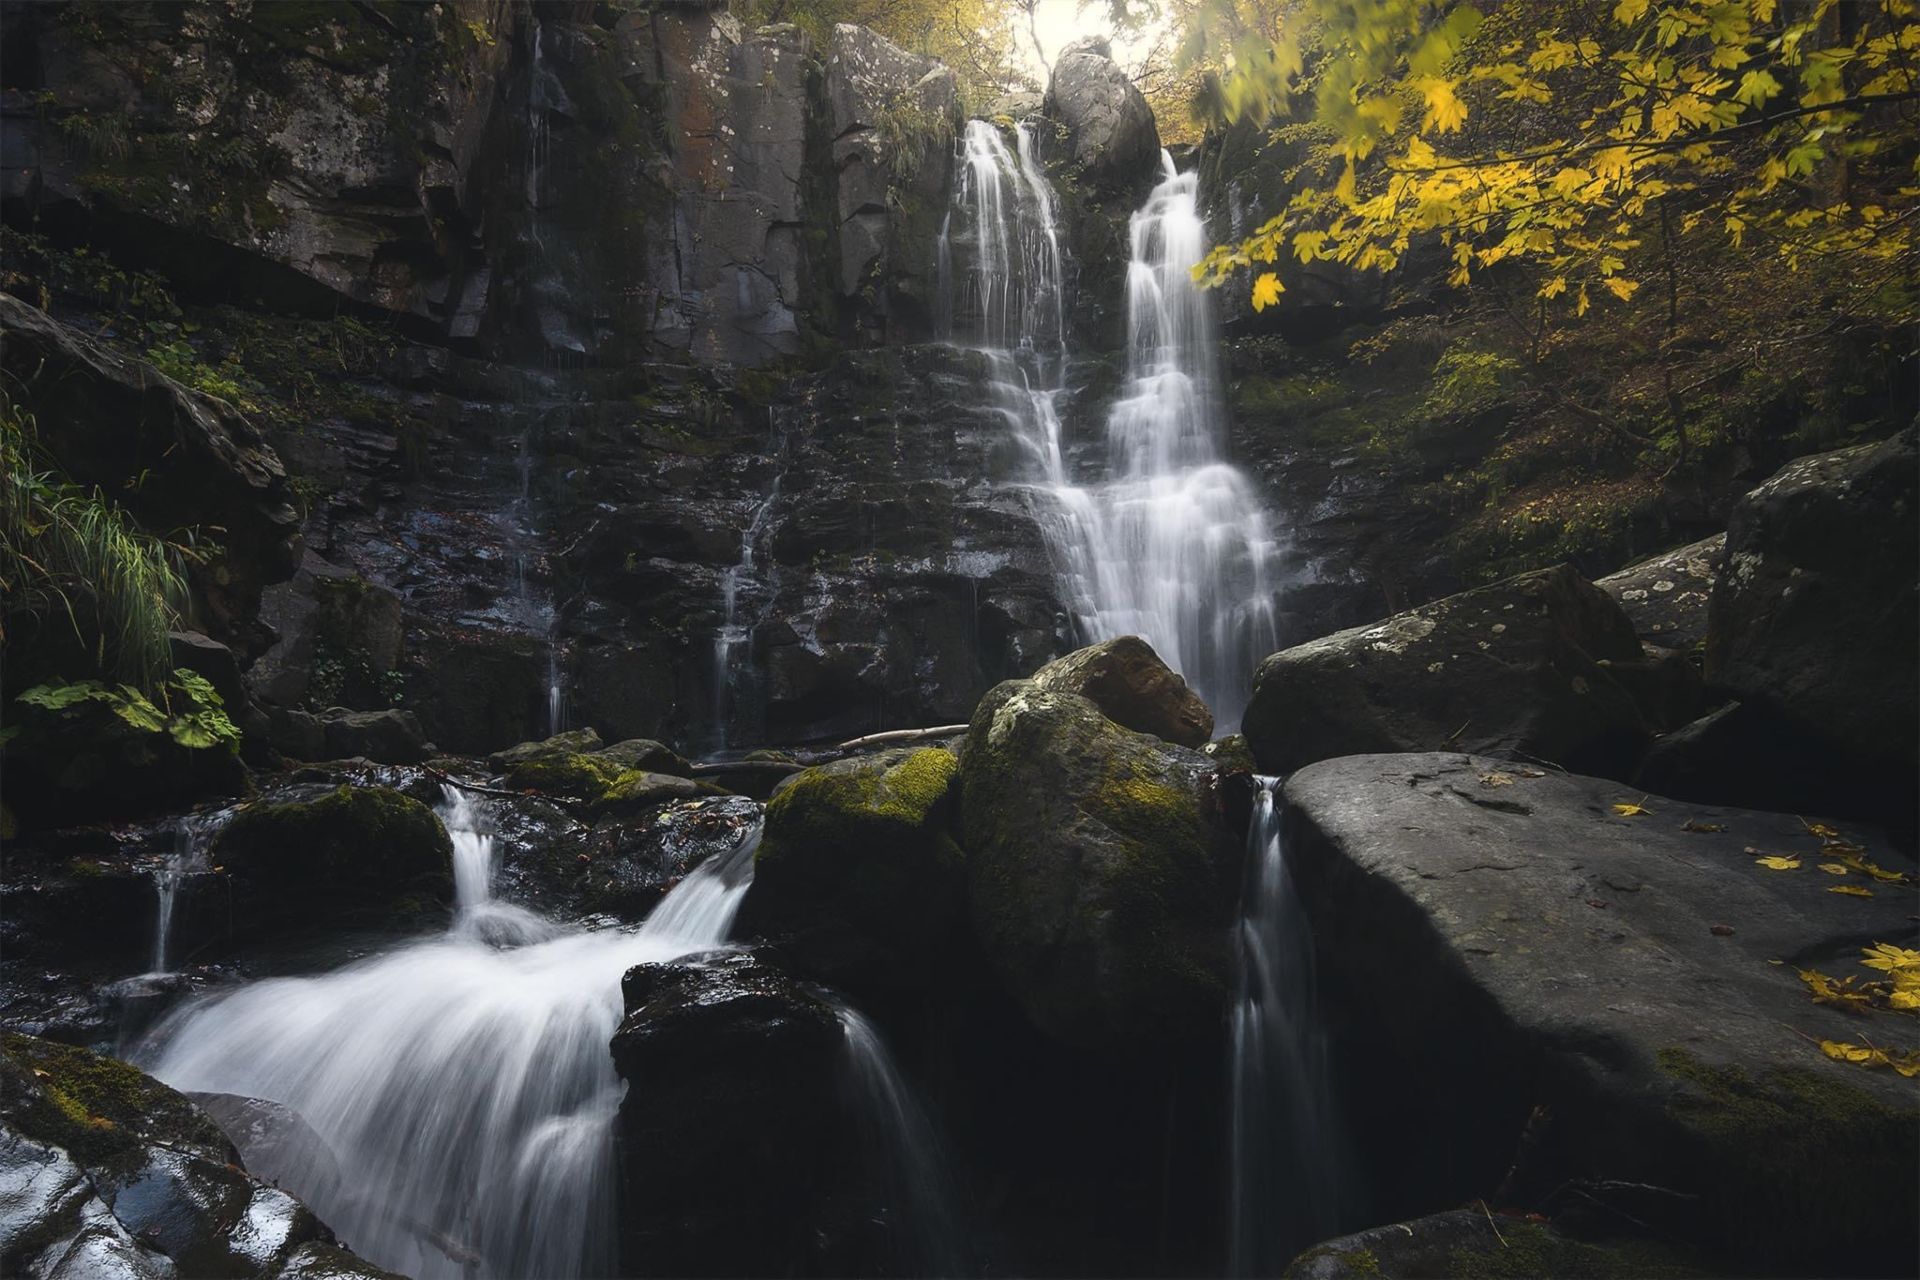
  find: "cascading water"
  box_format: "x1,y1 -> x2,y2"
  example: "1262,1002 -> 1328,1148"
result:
940,124 -> 1278,723
1229,777 -> 1347,1274
711,407 -> 791,750
139,786 -> 762,1280
834,1003 -> 969,1277
147,815 -> 212,976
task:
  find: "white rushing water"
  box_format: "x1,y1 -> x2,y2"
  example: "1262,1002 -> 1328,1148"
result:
1230,777 -> 1346,1274
835,1003 -> 969,1276
147,815 -> 212,976
941,122 -> 1278,723
140,786 -> 761,1280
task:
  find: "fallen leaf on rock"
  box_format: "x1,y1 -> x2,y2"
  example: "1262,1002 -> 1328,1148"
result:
1755,855 -> 1801,870
1481,772 -> 1515,787
1682,819 -> 1727,833
1803,820 -> 1842,840
1818,1039 -> 1920,1077
1612,802 -> 1650,817
1587,898 -> 1608,909
1830,885 -> 1875,897
1710,924 -> 1735,936
1517,768 -> 1547,778
1817,862 -> 1848,874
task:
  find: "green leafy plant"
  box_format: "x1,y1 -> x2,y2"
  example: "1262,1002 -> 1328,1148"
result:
11,669 -> 240,753
1,401 -> 192,689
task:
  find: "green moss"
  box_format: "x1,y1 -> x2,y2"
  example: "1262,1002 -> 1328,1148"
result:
0,1032 -> 229,1169
1656,1047 -> 1918,1268
505,752 -> 629,803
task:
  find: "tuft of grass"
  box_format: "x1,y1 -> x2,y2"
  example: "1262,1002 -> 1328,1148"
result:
0,397 -> 191,690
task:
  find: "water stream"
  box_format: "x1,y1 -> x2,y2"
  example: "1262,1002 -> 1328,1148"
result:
1229,777 -> 1347,1274
939,122 -> 1278,724
138,787 -> 761,1280
147,815 -> 212,976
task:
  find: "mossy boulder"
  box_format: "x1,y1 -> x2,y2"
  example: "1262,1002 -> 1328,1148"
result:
1284,1211 -> 1709,1279
211,784 -> 452,931
958,681 -> 1242,1048
0,1033 -> 395,1277
595,738 -> 693,778
501,751 -> 630,802
487,728 -> 605,771
1030,635 -> 1214,748
735,748 -> 968,994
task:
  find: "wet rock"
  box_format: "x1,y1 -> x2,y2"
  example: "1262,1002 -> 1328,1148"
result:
0,295 -> 300,659
488,728 -> 606,771
571,796 -> 762,920
736,749 -> 968,995
318,708 -> 427,765
1596,532 -> 1725,650
0,1034 -> 395,1279
825,23 -> 959,340
1044,37 -> 1161,195
958,681 -> 1241,1048
1706,428 -> 1918,833
187,1093 -> 345,1212
1244,564 -> 1675,780
595,739 -> 693,777
1284,1211 -> 1706,1279
211,785 -> 452,933
1030,635 -> 1214,747
1282,753 -> 1919,1276
611,950 -> 875,1276
599,771 -> 721,814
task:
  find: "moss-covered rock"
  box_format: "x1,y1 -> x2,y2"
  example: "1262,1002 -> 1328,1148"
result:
958,681 -> 1241,1048
735,748 -> 967,994
1283,1211 -> 1710,1280
501,751 -> 629,803
487,728 -> 605,771
1030,635 -> 1214,747
211,784 -> 451,930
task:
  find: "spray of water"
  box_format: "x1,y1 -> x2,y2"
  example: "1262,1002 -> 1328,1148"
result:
139,787 -> 762,1280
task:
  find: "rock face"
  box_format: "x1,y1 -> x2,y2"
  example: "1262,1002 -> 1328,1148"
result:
1595,532 -> 1724,650
1706,429 -> 1918,829
736,748 -> 968,994
825,24 -> 960,341
1044,37 -> 1160,195
959,678 -> 1241,1048
0,1033 -> 395,1280
610,951 -> 879,1277
0,294 -> 301,659
211,785 -> 452,932
1284,1210 -> 1701,1280
1030,635 -> 1215,747
1282,754 -> 1919,1276
1244,564 -> 1678,778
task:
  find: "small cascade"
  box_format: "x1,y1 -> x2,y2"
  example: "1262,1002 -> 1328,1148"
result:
710,406 -> 792,750
833,1003 -> 969,1277
1229,777 -> 1347,1274
147,815 -> 212,976
938,124 -> 1279,724
140,789 -> 764,1280
509,422 -> 568,737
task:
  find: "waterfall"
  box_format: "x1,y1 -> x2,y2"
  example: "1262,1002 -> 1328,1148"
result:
710,408 -> 791,750
147,815 -> 212,976
939,124 -> 1278,724
833,1003 -> 970,1276
1229,777 -> 1346,1274
509,422 -> 567,737
139,787 -> 762,1280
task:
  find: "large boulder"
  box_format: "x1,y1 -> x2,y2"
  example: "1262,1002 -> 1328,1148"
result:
1284,1210 -> 1702,1280
610,951 -> 884,1276
0,1033 -> 395,1279
958,680 -> 1241,1048
318,708 -> 428,765
1706,429 -> 1918,831
1281,753 -> 1919,1276
1030,635 -> 1214,747
210,784 -> 452,932
735,748 -> 968,995
1044,37 -> 1161,194
0,294 -> 301,657
1244,564 -> 1678,778
1595,532 -> 1725,650
825,24 -> 959,340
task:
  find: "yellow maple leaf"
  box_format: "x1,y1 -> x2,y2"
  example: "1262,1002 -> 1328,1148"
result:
1817,862 -> 1848,874
1612,801 -> 1650,817
1415,76 -> 1470,132
1755,855 -> 1801,870
1820,1040 -> 1879,1064
1861,943 -> 1920,976
1613,0 -> 1650,22
1829,885 -> 1874,897
1603,277 -> 1640,301
1681,819 -> 1726,833
1250,273 -> 1284,312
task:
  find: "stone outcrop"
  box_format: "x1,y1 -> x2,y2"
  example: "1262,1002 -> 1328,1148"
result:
1044,37 -> 1160,195
958,677 -> 1241,1048
1030,635 -> 1214,747
1243,564 -> 1686,778
1282,754 -> 1918,1276
1595,531 -> 1724,650
0,294 -> 300,659
1706,428 -> 1918,830
0,1033 -> 396,1279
